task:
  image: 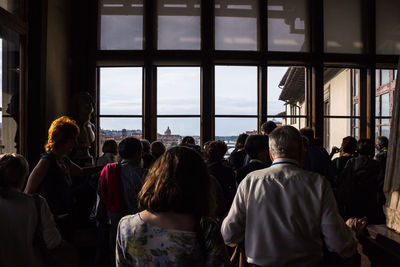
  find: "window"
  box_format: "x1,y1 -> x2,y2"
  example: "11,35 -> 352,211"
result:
268,67 -> 307,130
324,0 -> 363,53
267,0 -> 309,52
99,0 -> 144,50
215,0 -> 259,51
324,68 -> 360,154
215,66 -> 257,144
0,27 -> 21,154
157,67 -> 200,148
375,68 -> 396,138
99,67 -> 143,153
95,1 -> 398,156
376,0 -> 400,55
157,0 -> 201,50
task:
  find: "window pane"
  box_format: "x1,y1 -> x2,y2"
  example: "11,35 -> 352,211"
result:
157,67 -> 200,115
324,0 -> 362,53
381,69 -> 390,85
100,0 -> 143,50
99,118 -> 143,153
215,0 -> 258,51
157,118 -> 200,148
375,96 -> 379,116
354,103 -> 359,116
381,126 -> 390,138
376,70 -> 380,87
215,66 -> 257,115
354,70 -> 359,96
381,93 -> 390,116
0,29 -> 20,154
376,0 -> 400,55
324,68 -> 358,116
215,118 -> 257,139
271,117 -> 307,130
270,67 -> 307,116
157,0 -> 201,50
267,0 -> 309,52
324,118 -> 359,155
100,67 -> 142,115
0,0 -> 21,17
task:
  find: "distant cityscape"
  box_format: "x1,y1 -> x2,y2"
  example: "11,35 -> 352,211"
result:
99,126 -> 259,153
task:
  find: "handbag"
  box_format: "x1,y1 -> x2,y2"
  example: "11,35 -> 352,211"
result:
33,194 -> 77,267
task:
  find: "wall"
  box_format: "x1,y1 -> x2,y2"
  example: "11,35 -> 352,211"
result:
44,0 -> 71,128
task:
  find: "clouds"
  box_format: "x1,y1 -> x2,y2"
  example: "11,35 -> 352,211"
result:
99,66 -> 289,136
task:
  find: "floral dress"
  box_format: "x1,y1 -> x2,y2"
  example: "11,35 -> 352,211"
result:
116,214 -> 228,267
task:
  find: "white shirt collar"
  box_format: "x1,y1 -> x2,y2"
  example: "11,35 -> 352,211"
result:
272,158 -> 299,166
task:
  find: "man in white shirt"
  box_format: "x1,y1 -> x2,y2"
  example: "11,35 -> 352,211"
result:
221,126 -> 359,267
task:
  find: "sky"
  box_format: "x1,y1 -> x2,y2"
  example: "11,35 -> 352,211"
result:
100,66 -> 290,136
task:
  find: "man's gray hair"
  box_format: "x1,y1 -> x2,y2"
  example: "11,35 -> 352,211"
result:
269,126 -> 302,159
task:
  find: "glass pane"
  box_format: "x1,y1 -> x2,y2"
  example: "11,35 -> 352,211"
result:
99,117 -> 142,153
324,68 -> 358,116
270,117 -> 307,130
100,0 -> 143,50
157,117 -> 200,148
157,67 -> 200,115
380,119 -> 391,139
381,126 -> 390,138
0,0 -> 21,17
381,69 -> 390,85
100,67 -> 142,115
376,70 -> 380,87
354,70 -> 359,96
157,0 -> 201,50
375,96 -> 380,116
354,103 -> 359,116
215,118 -> 257,140
0,28 -> 20,153
215,66 -> 257,115
376,0 -> 400,55
324,118 -> 359,155
381,93 -> 390,116
267,0 -> 309,52
269,67 -> 307,116
215,0 -> 258,51
324,0 -> 362,53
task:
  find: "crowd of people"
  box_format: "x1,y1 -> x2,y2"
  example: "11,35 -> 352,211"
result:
0,116 -> 389,267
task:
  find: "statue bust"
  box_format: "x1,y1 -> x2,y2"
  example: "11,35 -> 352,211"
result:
71,92 -> 95,165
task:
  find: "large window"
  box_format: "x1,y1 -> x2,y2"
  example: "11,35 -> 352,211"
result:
157,0 -> 201,50
268,66 -> 307,130
99,67 -> 143,153
375,69 -> 396,138
323,68 -> 360,155
95,1 -> 399,154
157,67 -> 200,148
99,0 -> 144,50
215,66 -> 257,145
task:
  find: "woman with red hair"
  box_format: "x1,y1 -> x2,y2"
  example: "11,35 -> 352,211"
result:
25,116 -> 103,238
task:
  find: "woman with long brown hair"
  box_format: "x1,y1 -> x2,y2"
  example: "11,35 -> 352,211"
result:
116,146 -> 229,266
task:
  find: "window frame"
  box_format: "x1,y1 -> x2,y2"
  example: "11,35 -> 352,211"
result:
93,0 -> 399,156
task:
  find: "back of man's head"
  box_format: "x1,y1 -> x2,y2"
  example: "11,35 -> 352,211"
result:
261,121 -> 277,135
376,136 -> 388,150
119,137 -> 143,160
269,126 -> 302,160
140,139 -> 151,153
357,138 -> 375,157
244,135 -> 269,160
300,127 -> 315,143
